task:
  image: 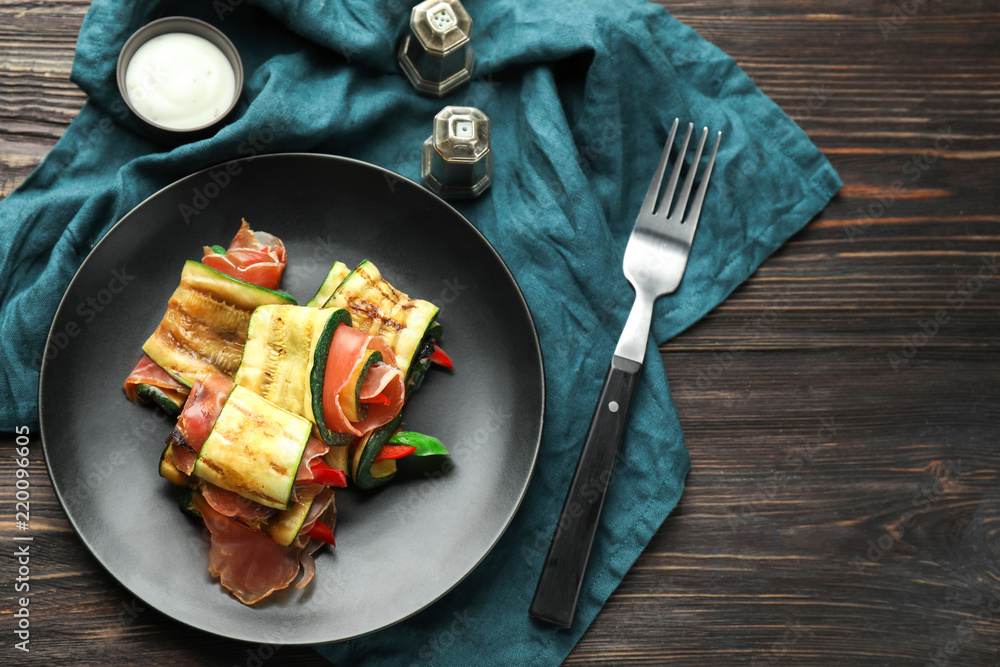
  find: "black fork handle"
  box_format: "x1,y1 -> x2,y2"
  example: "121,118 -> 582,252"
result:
529,354 -> 642,627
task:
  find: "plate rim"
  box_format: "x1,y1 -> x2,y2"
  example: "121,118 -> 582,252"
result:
37,151 -> 545,644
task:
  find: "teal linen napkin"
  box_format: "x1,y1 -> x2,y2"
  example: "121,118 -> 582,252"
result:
0,0 -> 841,663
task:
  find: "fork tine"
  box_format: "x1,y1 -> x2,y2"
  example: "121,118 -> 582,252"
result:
668,125 -> 709,222
656,122 -> 694,216
642,118 -> 680,215
681,130 -> 722,235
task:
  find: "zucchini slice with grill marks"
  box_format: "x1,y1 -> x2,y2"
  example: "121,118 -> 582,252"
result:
322,260 -> 440,384
306,261 -> 351,307
142,261 -> 295,387
192,385 -> 312,510
233,304 -> 353,445
349,415 -> 403,490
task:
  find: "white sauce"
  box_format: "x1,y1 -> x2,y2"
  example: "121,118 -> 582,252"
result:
124,32 -> 236,130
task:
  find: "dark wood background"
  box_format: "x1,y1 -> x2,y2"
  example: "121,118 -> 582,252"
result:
2,0 -> 999,664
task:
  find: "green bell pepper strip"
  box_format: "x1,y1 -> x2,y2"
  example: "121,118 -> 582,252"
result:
385,431 -> 450,457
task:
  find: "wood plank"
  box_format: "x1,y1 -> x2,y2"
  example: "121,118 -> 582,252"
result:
0,0 -> 85,197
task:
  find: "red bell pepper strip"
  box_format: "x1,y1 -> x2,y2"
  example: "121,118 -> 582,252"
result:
374,444 -> 417,462
428,343 -> 453,370
361,392 -> 391,406
304,520 -> 336,546
308,460 -> 348,487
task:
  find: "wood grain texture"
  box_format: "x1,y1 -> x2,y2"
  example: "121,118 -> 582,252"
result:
2,0 -> 1000,665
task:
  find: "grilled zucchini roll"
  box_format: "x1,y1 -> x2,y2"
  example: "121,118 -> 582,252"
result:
234,304 -> 352,445
235,303 -> 406,445
142,260 -> 295,387
322,260 -> 441,390
192,385 -> 313,510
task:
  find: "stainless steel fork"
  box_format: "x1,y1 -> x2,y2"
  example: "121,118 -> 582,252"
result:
530,119 -> 722,627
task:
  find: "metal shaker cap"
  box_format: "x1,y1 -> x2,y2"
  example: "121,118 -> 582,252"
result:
398,0 -> 475,98
422,106 -> 492,199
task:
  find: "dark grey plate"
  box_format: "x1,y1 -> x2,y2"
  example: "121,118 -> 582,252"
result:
38,153 -> 544,645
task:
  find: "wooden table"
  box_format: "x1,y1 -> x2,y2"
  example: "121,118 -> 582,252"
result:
3,1 -> 999,664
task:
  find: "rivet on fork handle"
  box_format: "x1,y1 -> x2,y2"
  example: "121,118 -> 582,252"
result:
529,354 -> 642,627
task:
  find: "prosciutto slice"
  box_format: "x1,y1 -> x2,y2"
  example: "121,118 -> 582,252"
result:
295,437 -> 330,481
167,375 -> 234,475
322,324 -> 405,438
294,489 -> 336,589
201,219 -> 287,290
122,353 -> 188,405
191,487 -> 336,603
200,483 -> 276,523
193,492 -> 302,604
292,436 -> 331,502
